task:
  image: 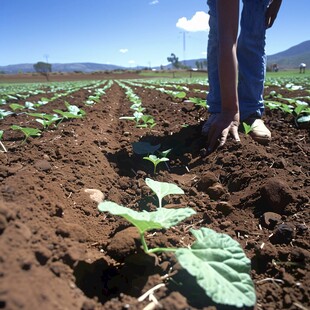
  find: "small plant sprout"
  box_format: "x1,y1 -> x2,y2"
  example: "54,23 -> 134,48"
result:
279,104 -> 294,114
97,179 -> 256,307
0,130 -> 7,152
188,97 -> 208,108
53,102 -> 86,125
28,113 -> 61,129
145,178 -> 184,208
11,125 -> 41,143
242,122 -> 254,135
9,103 -> 25,111
143,154 -> 169,174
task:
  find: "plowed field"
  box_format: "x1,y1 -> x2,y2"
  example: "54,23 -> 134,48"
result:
0,77 -> 309,310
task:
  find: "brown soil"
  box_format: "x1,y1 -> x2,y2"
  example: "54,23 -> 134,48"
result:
0,78 -> 309,310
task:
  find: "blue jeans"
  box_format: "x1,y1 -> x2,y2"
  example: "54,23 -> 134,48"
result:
207,0 -> 270,121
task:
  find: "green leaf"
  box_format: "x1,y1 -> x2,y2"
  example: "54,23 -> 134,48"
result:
9,103 -> 25,111
174,91 -> 186,99
98,201 -> 196,234
145,178 -> 184,208
132,142 -> 161,155
296,115 -> 310,124
242,122 -> 252,135
175,227 -> 256,307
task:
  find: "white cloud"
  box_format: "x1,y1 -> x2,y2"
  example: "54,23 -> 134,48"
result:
119,48 -> 128,54
176,11 -> 210,32
128,60 -> 135,64
149,0 -> 159,5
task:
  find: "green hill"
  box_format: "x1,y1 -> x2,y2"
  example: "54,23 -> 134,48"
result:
267,40 -> 310,70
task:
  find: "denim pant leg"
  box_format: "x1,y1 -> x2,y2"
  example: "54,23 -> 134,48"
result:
206,0 -> 221,114
237,0 -> 270,121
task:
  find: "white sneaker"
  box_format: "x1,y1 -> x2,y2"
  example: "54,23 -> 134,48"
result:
245,118 -> 271,145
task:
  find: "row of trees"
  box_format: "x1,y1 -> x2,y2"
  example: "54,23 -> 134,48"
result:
31,55 -> 205,81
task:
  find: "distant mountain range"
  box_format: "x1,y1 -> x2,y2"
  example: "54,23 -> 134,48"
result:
0,62 -> 125,74
267,40 -> 310,69
1,40 -> 309,74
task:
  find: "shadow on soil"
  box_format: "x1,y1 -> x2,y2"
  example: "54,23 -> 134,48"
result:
105,124 -> 206,177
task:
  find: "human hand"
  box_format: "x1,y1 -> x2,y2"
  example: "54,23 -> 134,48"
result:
207,111 -> 240,152
265,0 -> 282,29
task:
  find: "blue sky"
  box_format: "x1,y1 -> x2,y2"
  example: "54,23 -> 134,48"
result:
1,0 -> 309,67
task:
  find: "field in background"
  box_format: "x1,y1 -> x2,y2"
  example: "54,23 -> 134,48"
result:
0,68 -> 309,85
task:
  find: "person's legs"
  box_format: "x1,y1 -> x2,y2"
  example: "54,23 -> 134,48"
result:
237,0 -> 270,121
202,0 -> 221,136
206,0 -> 221,114
202,0 -> 220,135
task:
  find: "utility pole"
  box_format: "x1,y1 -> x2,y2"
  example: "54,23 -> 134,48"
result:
181,32 -> 188,66
44,54 -> 49,64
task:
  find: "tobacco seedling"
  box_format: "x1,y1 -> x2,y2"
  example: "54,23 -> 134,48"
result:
143,155 -> 169,174
11,125 -> 41,143
188,97 -> 208,108
145,178 -> 184,208
97,179 -> 256,307
53,102 -> 86,125
28,113 -> 61,129
242,122 -> 254,135
279,104 -> 294,114
9,103 -> 25,111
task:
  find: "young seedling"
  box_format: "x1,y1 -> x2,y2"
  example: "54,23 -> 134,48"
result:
9,103 -> 25,111
188,97 -> 208,108
139,115 -> 156,128
242,122 -> 254,135
120,112 -> 156,129
145,177 -> 184,208
53,102 -> 86,126
28,113 -> 61,129
97,179 -> 256,308
143,154 -> 169,174
279,104 -> 294,114
11,125 -> 41,143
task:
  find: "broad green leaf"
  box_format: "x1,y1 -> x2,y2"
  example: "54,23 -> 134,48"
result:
10,103 -> 25,111
145,178 -> 184,208
11,125 -> 41,137
174,91 -> 186,99
98,201 -> 196,234
175,227 -> 256,307
27,112 -> 46,118
132,142 -> 161,155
